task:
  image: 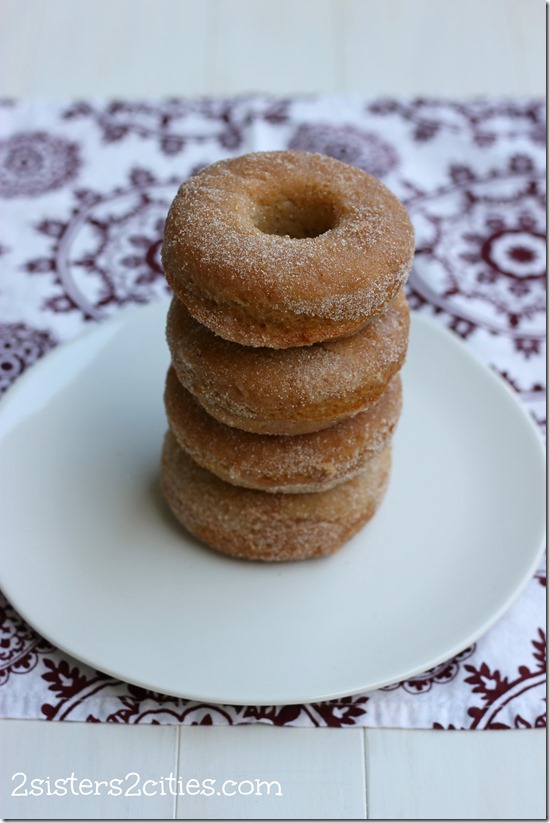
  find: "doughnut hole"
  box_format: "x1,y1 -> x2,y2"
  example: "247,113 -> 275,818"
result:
253,191 -> 337,239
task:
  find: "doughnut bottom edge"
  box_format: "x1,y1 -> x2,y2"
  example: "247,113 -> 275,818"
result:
160,431 -> 392,562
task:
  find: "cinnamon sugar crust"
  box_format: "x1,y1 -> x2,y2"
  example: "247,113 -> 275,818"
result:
164,366 -> 402,493
166,290 -> 410,435
162,151 -> 415,348
160,431 -> 392,562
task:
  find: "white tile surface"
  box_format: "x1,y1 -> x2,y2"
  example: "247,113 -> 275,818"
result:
0,0 -> 545,97
338,0 -> 543,96
176,725 -> 366,819
0,0 -> 211,98
365,728 -> 547,820
207,0 -> 338,94
0,719 -> 178,820
0,721 -> 546,819
507,0 -> 547,93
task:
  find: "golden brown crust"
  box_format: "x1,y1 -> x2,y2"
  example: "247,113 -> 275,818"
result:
164,366 -> 402,493
162,151 -> 415,348
160,431 -> 392,562
166,290 -> 410,435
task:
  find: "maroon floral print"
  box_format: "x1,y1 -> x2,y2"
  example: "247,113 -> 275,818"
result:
26,169 -> 176,319
0,323 -> 56,393
407,155 -> 546,337
0,97 -> 545,729
288,122 -> 399,177
0,132 -> 80,197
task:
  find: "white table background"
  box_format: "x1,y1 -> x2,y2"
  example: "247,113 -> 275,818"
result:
0,0 -> 546,819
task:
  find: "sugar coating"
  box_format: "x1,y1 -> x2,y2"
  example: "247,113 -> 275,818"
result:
162,151 -> 415,348
159,150 -> 412,561
164,367 -> 402,492
160,431 -> 392,562
166,290 -> 410,435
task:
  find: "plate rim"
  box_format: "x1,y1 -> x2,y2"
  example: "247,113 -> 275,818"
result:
0,301 -> 545,706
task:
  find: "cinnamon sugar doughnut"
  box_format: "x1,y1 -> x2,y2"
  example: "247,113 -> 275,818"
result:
166,290 -> 409,435
164,366 -> 402,493
160,431 -> 392,562
162,151 -> 415,348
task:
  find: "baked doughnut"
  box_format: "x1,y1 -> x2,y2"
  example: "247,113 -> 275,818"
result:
164,366 -> 402,493
160,431 -> 392,562
166,290 -> 409,435
162,151 -> 415,348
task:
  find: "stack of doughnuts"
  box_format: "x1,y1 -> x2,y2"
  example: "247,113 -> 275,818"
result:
160,151 -> 414,562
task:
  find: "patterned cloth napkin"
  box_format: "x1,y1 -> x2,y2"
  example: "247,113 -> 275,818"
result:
0,97 -> 545,728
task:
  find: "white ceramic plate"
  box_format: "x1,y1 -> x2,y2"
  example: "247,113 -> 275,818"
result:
0,302 -> 545,706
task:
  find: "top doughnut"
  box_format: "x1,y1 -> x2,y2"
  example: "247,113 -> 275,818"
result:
162,151 -> 415,348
